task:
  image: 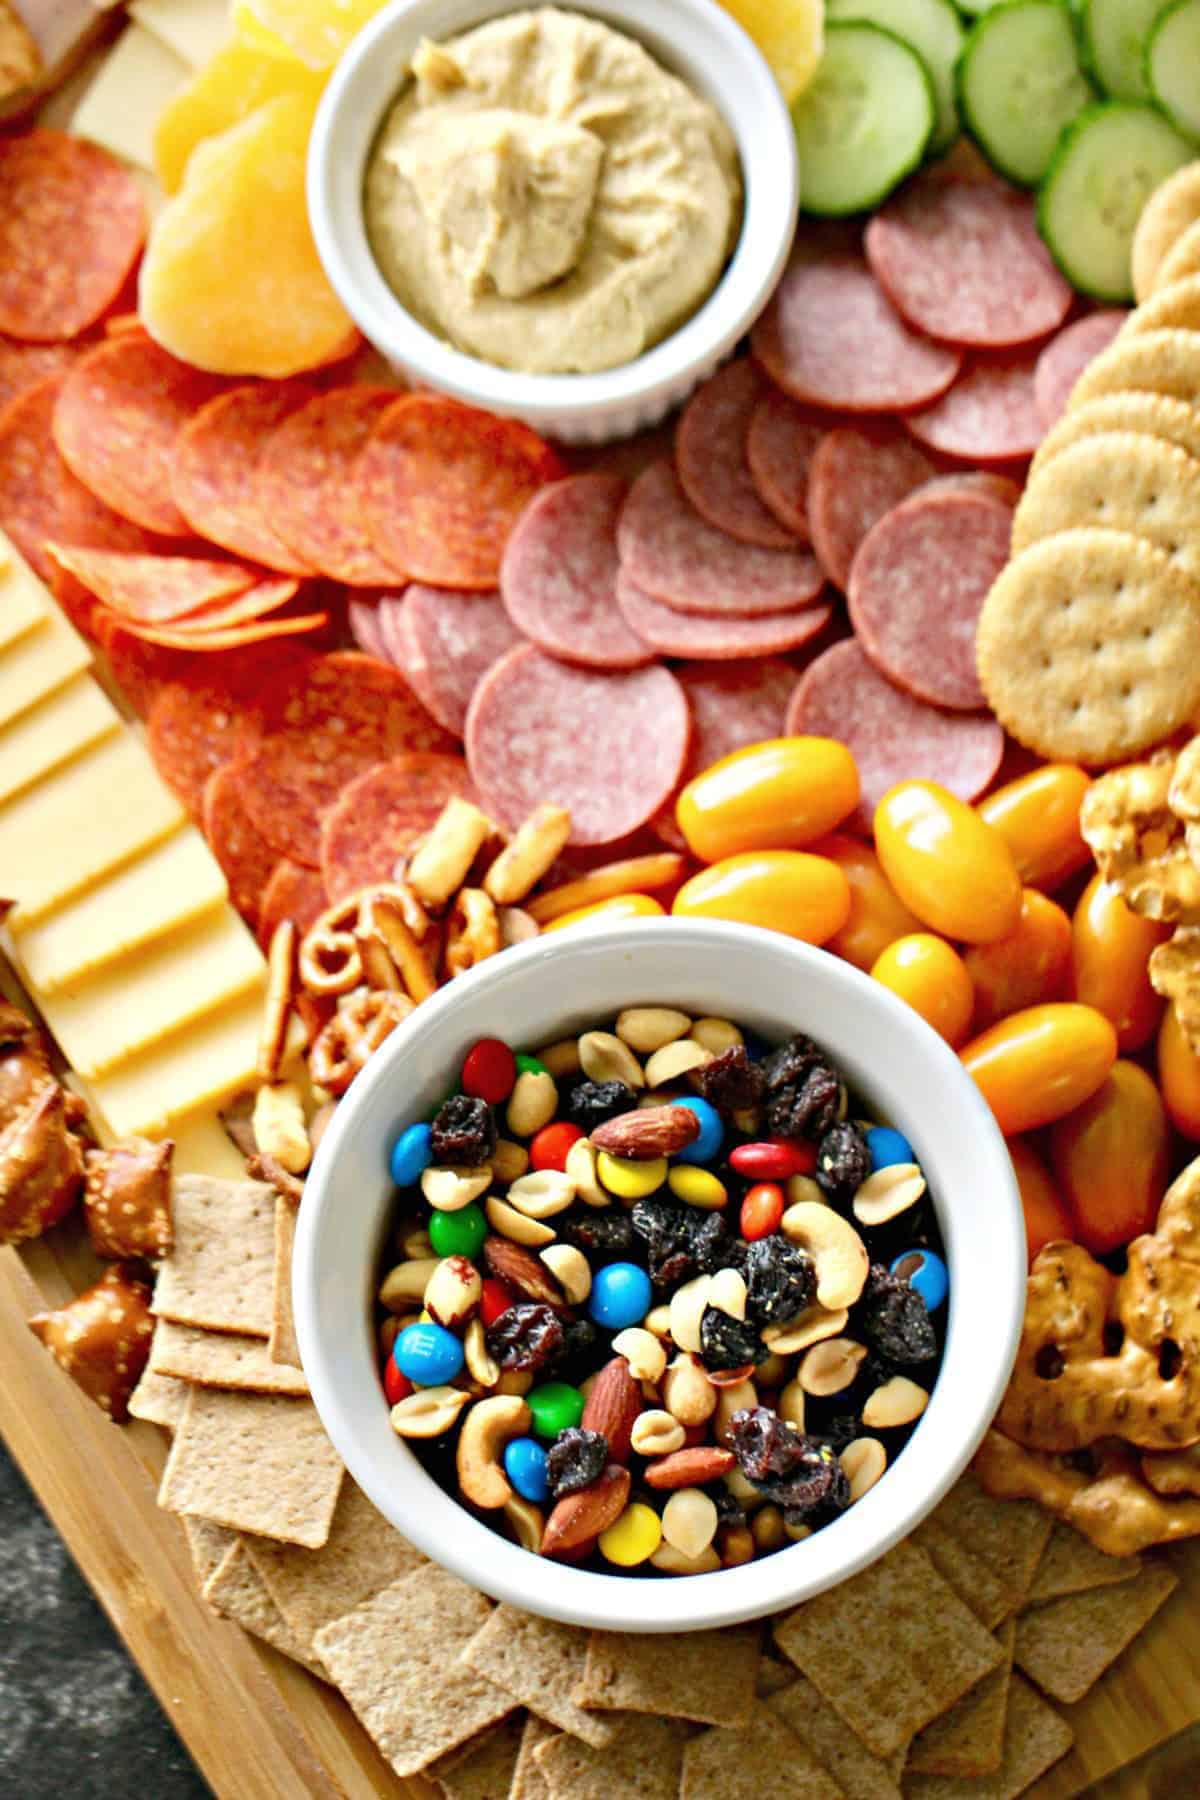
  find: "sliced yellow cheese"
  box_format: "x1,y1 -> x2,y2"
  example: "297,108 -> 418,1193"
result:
0,608 -> 91,731
71,24 -> 191,172
10,824 -> 228,993
0,676 -> 120,806
0,543 -> 50,653
85,984 -> 270,1139
0,732 -> 186,927
130,0 -> 234,69
169,1109 -> 256,1180
34,905 -> 264,1079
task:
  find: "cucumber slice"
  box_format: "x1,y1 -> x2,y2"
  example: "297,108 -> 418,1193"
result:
826,0 -> 965,152
1078,0 -> 1163,100
791,21 -> 935,215
1147,0 -> 1200,141
958,1 -> 1094,187
1038,101 -> 1195,299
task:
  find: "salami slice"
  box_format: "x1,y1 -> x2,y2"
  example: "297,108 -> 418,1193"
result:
0,336 -> 77,413
254,387 -> 400,586
500,474 -> 651,670
257,859 -> 327,950
1033,311 -> 1129,432
466,645 -> 690,846
359,394 -> 563,590
0,376 -> 156,582
751,254 -> 962,414
43,545 -> 258,624
147,679 -> 249,818
238,651 -> 457,865
320,752 -> 476,902
617,462 -> 825,618
847,490 -> 1013,712
53,336 -> 226,535
807,427 -> 937,590
615,570 -> 832,661
675,362 -> 801,549
865,176 -> 1073,349
745,389 -> 824,538
0,132 -> 146,343
348,597 -> 391,663
380,587 -> 522,737
675,659 -> 799,774
202,762 -> 279,927
786,640 -> 1004,834
905,356 -> 1044,462
170,384 -> 317,573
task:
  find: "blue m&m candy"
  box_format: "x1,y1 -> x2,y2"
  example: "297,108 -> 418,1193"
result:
504,1437 -> 550,1503
891,1248 -> 948,1313
394,1321 -> 464,1386
589,1262 -> 652,1329
390,1121 -> 433,1188
867,1126 -> 914,1171
670,1097 -> 724,1165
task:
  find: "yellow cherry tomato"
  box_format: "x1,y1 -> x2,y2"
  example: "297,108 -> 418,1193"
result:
1071,873 -> 1170,1051
871,934 -> 975,1047
1159,1003 -> 1200,1139
976,765 -> 1091,892
960,1003 -> 1118,1135
1008,1137 -> 1073,1266
874,781 -> 1023,945
675,737 -> 859,863
963,889 -> 1073,1032
543,894 -> 665,933
816,834 -> 923,971
672,850 -> 851,944
1049,1061 -> 1169,1256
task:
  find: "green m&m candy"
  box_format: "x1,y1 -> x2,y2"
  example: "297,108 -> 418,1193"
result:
527,1381 -> 584,1438
428,1202 -> 487,1260
515,1053 -> 549,1078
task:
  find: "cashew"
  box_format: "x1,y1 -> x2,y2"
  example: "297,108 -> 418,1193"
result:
485,1195 -> 556,1247
662,1353 -> 717,1426
456,1394 -> 531,1509
564,1136 -> 606,1207
612,1328 -> 667,1384
650,1541 -> 721,1575
751,1504 -> 785,1552
535,1037 -> 581,1079
630,1409 -> 686,1456
762,1303 -> 849,1355
421,1164 -> 492,1212
841,1437 -> 888,1502
780,1201 -> 869,1309
424,1255 -> 482,1329
490,1138 -> 530,1185
778,1377 -> 807,1432
852,1163 -> 926,1228
715,1377 -> 757,1447
540,1243 -> 591,1305
661,1488 -> 718,1559
503,1492 -> 545,1553
799,1336 -> 868,1397
390,1386 -> 472,1438
252,1081 -> 311,1175
505,1069 -> 558,1138
615,1007 -> 692,1054
378,1257 -> 440,1311
578,1030 -> 644,1088
668,1274 -> 713,1355
708,1268 -> 747,1322
464,1317 -> 499,1388
690,1017 -> 743,1055
506,1169 -> 575,1220
862,1377 -> 929,1430
644,1039 -> 712,1087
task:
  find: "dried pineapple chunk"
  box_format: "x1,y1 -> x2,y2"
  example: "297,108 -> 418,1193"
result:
153,39 -> 326,193
139,93 -> 354,379
719,0 -> 825,102
230,0 -> 310,62
235,0 -> 389,70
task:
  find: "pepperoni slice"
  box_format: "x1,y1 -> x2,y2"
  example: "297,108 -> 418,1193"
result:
161,577 -> 300,635
109,610 -> 329,652
257,859 -> 327,950
745,389 -> 824,538
380,587 -> 522,737
0,132 -> 146,343
848,489 -> 1013,712
238,651 -> 457,865
358,394 -> 563,590
786,640 -> 1004,834
752,254 -> 962,414
920,471 -> 1022,507
806,427 -> 937,590
147,680 -> 250,818
676,362 -> 801,549
617,462 -> 825,618
865,176 -> 1073,349
347,597 -> 391,663
905,356 -> 1044,462
43,545 -> 258,624
255,387 -> 401,586
202,762 -> 279,927
53,336 -> 226,535
0,336 -> 78,413
320,752 -> 476,901
466,644 -> 690,846
1033,311 -> 1129,432
170,384 -> 318,573
500,474 -> 650,670
615,570 -> 832,661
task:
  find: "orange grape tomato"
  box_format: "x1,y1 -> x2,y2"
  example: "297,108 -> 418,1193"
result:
1158,1003 -> 1200,1140
543,893 -> 665,932
817,834 -> 923,971
1050,1061 -> 1169,1256
675,737 -> 859,863
1071,872 -> 1170,1051
961,1002 -> 1118,1135
963,889 -> 1073,1032
1008,1137 -> 1073,1265
977,765 -> 1091,891
672,850 -> 851,944
870,933 -> 975,1047
874,780 -> 1023,944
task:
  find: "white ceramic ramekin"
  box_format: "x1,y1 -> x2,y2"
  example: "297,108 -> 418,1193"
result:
307,0 -> 800,442
294,919 -> 1025,1634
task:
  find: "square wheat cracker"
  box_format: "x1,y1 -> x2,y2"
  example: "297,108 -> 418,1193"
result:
928,1473 -> 1051,1610
772,1539 -> 1003,1758
756,1654 -> 797,1699
913,1519 -> 1015,1630
460,1604 -> 615,1746
149,1318 -> 309,1395
1013,1562 -> 1179,1704
1026,1521 -> 1142,1605
511,1714 -> 557,1800
202,1538 -> 324,1675
681,1701 -> 841,1800
532,1714 -> 692,1800
128,1363 -> 190,1432
152,1173 -> 277,1337
158,1387 -> 343,1549
429,1713 -> 525,1800
183,1515 -> 237,1585
907,1619 -> 1015,1779
574,1623 -> 760,1729
904,1673 -> 1073,1800
769,1673 -> 903,1800
269,1196 -> 302,1368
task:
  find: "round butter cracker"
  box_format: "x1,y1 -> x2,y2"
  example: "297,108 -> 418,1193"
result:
976,528 -> 1200,765
1069,329 -> 1200,412
1123,273 -> 1200,337
1013,431 -> 1200,587
1156,217 -> 1200,293
1031,392 -> 1200,481
1132,163 -> 1200,303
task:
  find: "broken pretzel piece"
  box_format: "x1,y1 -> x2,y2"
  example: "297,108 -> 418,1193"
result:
408,797 -> 493,910
975,1429 -> 1200,1557
29,1262 -> 154,1422
1141,1443 -> 1200,1498
0,999 -> 53,1134
309,989 -> 413,1096
1150,927 -> 1200,1054
1080,752 -> 1200,924
483,804 -> 572,906
444,888 -> 500,979
0,1083 -> 84,1247
83,1139 -> 174,1260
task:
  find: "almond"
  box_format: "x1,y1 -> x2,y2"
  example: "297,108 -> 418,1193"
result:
590,1104 -> 700,1161
482,1235 -> 565,1308
643,1446 -> 736,1490
540,1464 -> 630,1557
580,1355 -> 642,1463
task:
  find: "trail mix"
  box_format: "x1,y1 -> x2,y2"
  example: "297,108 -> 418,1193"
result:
377,1008 -> 948,1573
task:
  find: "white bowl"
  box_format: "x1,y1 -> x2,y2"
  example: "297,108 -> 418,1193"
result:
307,0 -> 800,442
295,919 -> 1025,1632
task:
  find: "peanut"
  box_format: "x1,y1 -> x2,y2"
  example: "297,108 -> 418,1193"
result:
650,1541 -> 721,1575
661,1353 -> 717,1426
763,1303 -> 849,1355
485,1196 -> 556,1247
390,1386 -> 471,1438
630,1410 -> 686,1457
505,1069 -> 558,1138
668,1273 -> 713,1355
778,1377 -> 806,1432
715,1377 -> 757,1447
751,1504 -> 785,1553
661,1487 -> 718,1560
503,1492 -> 545,1553
564,1137 -> 606,1207
378,1257 -> 439,1310
464,1317 -> 499,1388
490,1139 -> 530,1184
421,1165 -> 492,1212
862,1377 -> 929,1429
611,1327 -> 667,1384
840,1437 -> 888,1502
644,1304 -> 673,1339
535,1037 -> 581,1079
615,1007 -> 691,1054
708,1267 -> 747,1321
852,1163 -> 926,1227
578,1030 -> 644,1088
690,1017 -> 743,1055
644,1039 -> 712,1088
423,1255 -> 482,1329
799,1336 -> 868,1397
540,1243 -> 591,1305
506,1169 -> 575,1220
718,1523 -> 755,1567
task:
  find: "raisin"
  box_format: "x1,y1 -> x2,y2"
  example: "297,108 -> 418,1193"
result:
714,1489 -> 746,1527
548,1316 -> 600,1382
762,1035 -> 823,1096
815,1121 -> 872,1205
766,1064 -> 844,1141
430,1094 -> 497,1166
699,1305 -> 766,1371
728,1405 -> 812,1483
691,1045 -> 765,1117
856,1264 -> 937,1365
546,1427 -> 609,1498
558,1206 -> 634,1259
728,1406 -> 850,1520
814,1412 -> 860,1453
485,1302 -> 564,1373
743,1236 -> 814,1325
778,1450 -> 850,1524
565,1080 -> 638,1131
630,1197 -> 733,1289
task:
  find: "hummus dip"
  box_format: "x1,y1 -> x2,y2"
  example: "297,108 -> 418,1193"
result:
364,7 -> 742,375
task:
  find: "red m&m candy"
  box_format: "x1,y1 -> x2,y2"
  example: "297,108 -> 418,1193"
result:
729,1139 -> 817,1181
384,1358 -> 414,1405
461,1037 -> 517,1104
530,1120 -> 584,1172
481,1277 -> 516,1327
741,1182 -> 785,1240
